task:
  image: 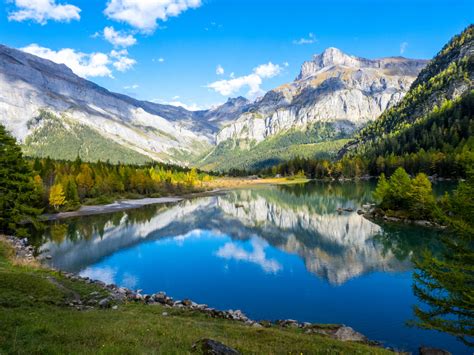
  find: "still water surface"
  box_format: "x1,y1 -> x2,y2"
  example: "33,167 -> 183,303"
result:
33,181 -> 470,353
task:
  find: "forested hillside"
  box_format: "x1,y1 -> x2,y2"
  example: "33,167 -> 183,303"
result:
200,122 -> 350,171
340,25 -> 474,177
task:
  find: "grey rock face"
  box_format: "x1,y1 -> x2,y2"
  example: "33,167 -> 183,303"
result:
0,43 -> 428,165
0,44 -> 211,164
216,48 -> 428,145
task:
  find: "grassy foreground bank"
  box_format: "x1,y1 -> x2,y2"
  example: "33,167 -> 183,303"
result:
0,238 -> 389,354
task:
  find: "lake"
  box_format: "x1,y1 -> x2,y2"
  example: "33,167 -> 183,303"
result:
31,181 -> 470,354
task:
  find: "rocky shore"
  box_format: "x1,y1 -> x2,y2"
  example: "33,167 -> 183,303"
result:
3,235 -> 372,344
354,204 -> 447,229
2,235 -> 454,354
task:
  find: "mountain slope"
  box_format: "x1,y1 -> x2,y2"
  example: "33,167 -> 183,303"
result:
201,48 -> 427,170
342,25 -> 474,171
0,44 -> 213,164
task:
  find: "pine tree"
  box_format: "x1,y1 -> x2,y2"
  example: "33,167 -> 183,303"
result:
373,173 -> 389,205
409,173 -> 436,219
0,123 -> 41,236
65,178 -> 80,205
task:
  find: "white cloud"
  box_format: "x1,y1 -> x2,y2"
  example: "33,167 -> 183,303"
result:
293,32 -> 317,45
253,62 -> 281,78
170,101 -> 203,111
166,101 -> 204,111
8,0 -> 81,24
152,98 -> 214,111
208,74 -> 262,97
124,84 -> 139,89
216,237 -> 282,274
216,64 -> 224,75
111,49 -> 137,72
21,44 -> 136,78
103,26 -> 137,48
153,57 -> 165,63
207,62 -> 282,98
22,44 -> 112,78
104,0 -> 202,33
400,42 -> 408,55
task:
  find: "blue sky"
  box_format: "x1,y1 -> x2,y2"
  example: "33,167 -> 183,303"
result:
1,0 -> 472,109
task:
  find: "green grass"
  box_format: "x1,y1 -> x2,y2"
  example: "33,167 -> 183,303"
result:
0,239 -> 390,354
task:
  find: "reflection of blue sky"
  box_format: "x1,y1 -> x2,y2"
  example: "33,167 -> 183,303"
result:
79,267 -> 139,288
122,272 -> 139,289
80,266 -> 116,285
216,236 -> 282,274
161,229 -> 227,247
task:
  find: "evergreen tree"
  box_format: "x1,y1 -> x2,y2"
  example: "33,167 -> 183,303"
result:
64,178 -> 80,205
412,230 -> 474,346
0,123 -> 41,236
409,173 -> 436,219
373,173 -> 389,205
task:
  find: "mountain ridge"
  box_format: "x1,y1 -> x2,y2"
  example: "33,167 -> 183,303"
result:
0,43 -> 428,169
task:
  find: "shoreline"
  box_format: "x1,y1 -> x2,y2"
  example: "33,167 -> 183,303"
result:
40,189 -> 228,221
39,178 -> 310,221
2,235 -> 383,350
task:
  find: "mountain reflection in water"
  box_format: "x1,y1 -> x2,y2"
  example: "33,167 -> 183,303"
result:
32,181 -> 471,354
35,182 -> 437,286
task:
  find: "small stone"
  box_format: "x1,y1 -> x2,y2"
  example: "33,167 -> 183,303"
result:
419,347 -> 452,355
112,305 -> 118,310
191,338 -> 240,354
182,299 -> 192,307
162,312 -> 168,317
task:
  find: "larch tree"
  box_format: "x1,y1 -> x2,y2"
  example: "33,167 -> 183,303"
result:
49,184 -> 66,210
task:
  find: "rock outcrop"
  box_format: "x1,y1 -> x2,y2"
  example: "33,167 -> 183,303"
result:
0,44 -> 212,164
215,48 -> 427,145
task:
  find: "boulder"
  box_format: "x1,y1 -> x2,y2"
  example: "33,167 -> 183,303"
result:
98,298 -> 111,308
333,326 -> 367,342
191,338 -> 240,354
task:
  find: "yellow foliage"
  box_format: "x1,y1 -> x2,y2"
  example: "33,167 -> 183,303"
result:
49,184 -> 66,210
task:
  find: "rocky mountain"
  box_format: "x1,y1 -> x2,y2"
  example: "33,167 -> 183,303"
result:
0,43 -> 428,168
0,44 -> 216,164
201,48 -> 427,170
215,48 -> 427,144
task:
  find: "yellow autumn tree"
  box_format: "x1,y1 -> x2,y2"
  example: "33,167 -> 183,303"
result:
49,184 -> 66,210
